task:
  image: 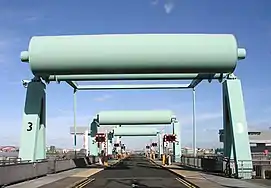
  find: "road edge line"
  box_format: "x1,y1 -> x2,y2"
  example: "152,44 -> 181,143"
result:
66,169 -> 102,188
148,158 -> 200,188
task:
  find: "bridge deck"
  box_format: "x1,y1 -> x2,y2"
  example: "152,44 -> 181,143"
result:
81,154 -> 189,188
6,155 -> 270,188
151,160 -> 268,188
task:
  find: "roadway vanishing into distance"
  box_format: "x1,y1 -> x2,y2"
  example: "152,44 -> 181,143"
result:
83,155 -> 188,188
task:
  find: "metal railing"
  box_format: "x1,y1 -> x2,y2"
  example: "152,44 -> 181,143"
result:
180,155 -> 266,179
0,157 -> 31,166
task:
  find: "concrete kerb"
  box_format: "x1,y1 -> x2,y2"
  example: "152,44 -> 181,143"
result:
148,158 -> 199,188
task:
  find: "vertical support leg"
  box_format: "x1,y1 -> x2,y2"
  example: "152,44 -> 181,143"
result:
89,137 -> 98,156
223,91 -> 235,174
84,130 -> 89,155
107,139 -> 113,155
223,78 -> 252,179
173,120 -> 182,163
107,132 -> 113,156
35,94 -> 46,160
158,133 -> 163,157
89,120 -> 98,157
192,88 -> 197,157
73,90 -> 77,156
19,81 -> 46,162
117,136 -> 122,153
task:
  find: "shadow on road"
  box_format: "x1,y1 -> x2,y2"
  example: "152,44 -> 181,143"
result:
110,179 -> 163,188
136,163 -> 164,170
105,162 -> 131,170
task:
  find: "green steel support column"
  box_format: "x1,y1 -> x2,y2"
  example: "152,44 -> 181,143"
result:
222,77 -> 252,179
113,127 -> 158,136
19,81 -> 46,162
107,132 -> 113,155
89,137 -> 98,156
223,89 -> 230,158
35,91 -> 46,160
89,120 -> 98,156
223,91 -> 235,164
158,132 -> 163,157
223,94 -> 236,175
73,89 -> 77,157
172,120 -> 181,162
107,139 -> 113,156
192,88 -> 197,157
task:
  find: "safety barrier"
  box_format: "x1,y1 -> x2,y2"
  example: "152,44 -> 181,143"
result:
0,157 -> 96,187
0,160 -> 48,186
181,155 -> 225,173
0,157 -> 30,166
48,159 -> 76,174
181,156 -> 268,179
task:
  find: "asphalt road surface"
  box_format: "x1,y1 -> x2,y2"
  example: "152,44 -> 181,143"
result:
82,154 -> 189,188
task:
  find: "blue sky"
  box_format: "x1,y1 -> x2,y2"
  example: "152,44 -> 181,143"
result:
0,0 -> 271,150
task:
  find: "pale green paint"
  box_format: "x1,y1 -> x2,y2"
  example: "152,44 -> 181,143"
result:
158,133 -> 163,156
223,78 -> 252,179
88,120 -> 99,156
19,81 -> 46,162
22,34 -> 243,76
113,127 -> 159,136
172,121 -> 182,163
77,84 -> 189,90
98,110 -> 173,125
35,93 -> 46,160
47,73 -> 226,81
89,137 -> 98,156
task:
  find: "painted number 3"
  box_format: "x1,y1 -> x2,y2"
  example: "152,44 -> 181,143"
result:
27,122 -> 33,131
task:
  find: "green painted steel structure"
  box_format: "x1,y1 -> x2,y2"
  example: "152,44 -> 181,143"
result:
21,34 -> 245,76
222,75 -> 252,179
113,127 -> 159,136
47,73 -> 226,81
18,33 -> 252,179
93,110 -> 180,161
98,110 -> 173,125
19,80 -> 46,161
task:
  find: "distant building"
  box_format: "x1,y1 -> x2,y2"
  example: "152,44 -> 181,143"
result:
219,129 -> 271,153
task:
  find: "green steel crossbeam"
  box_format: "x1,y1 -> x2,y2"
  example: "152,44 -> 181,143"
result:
66,81 -> 78,89
98,110 -> 173,125
47,73 -> 227,81
113,127 -> 159,136
77,84 -> 190,90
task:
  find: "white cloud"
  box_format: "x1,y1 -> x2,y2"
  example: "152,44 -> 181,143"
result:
164,0 -> 175,14
151,0 -> 159,5
151,0 -> 175,14
93,94 -> 112,102
24,16 -> 39,22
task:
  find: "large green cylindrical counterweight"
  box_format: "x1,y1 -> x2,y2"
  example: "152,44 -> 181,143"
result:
21,34 -> 246,76
98,110 -> 173,125
113,127 -> 158,136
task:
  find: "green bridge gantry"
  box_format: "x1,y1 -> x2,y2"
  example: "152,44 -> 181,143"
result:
19,34 -> 251,179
